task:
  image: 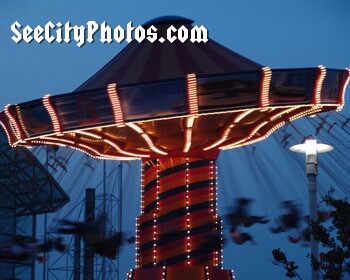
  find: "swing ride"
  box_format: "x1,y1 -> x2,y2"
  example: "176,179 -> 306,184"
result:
0,16 -> 349,279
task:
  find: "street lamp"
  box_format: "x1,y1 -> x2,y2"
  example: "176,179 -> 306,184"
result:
290,138 -> 333,280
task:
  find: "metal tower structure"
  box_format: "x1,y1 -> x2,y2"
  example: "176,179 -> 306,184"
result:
46,162 -> 123,280
0,130 -> 69,280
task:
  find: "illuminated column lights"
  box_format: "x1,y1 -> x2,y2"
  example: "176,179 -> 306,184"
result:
216,164 -> 224,269
153,159 -> 160,266
205,266 -> 210,280
210,160 -> 219,267
185,158 -> 191,266
140,163 -> 145,215
209,160 -> 215,266
135,217 -> 140,268
136,162 -> 144,268
127,269 -> 133,280
162,266 -> 166,280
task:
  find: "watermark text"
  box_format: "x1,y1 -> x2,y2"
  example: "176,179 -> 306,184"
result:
11,21 -> 208,47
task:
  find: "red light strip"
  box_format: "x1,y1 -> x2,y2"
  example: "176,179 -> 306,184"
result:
30,139 -> 69,148
104,138 -> 149,158
249,121 -> 268,137
15,105 -> 30,138
222,106 -> 324,150
107,83 -> 125,127
43,95 -> 62,133
77,131 -> 102,139
220,120 -> 269,150
269,107 -> 297,121
187,73 -> 199,114
126,123 -> 168,155
99,154 -> 140,160
203,110 -> 254,151
28,138 -> 137,160
77,143 -> 101,155
4,105 -> 24,141
260,67 -> 271,108
288,106 -> 322,122
313,65 -> 327,105
337,68 -> 350,111
43,136 -> 75,145
233,120 -> 286,148
75,131 -> 148,158
183,116 -> 196,153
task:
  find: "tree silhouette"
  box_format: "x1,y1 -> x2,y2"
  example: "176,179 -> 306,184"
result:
272,189 -> 350,280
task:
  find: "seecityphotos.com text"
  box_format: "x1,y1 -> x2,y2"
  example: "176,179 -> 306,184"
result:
10,21 -> 209,47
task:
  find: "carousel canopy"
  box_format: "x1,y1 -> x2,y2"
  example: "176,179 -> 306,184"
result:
0,16 -> 348,160
76,16 -> 262,90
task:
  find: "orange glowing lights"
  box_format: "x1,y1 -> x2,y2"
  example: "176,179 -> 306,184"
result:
107,83 -> 125,127
187,73 -> 198,114
260,67 -> 271,108
43,95 -> 62,133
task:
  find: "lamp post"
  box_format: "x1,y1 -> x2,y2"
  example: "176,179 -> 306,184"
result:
290,139 -> 333,280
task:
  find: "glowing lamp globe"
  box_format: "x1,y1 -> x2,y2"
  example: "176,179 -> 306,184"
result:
290,139 -> 334,155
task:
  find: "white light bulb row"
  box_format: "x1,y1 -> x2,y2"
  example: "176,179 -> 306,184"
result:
140,162 -> 144,215
205,266 -> 210,280
186,158 -> 191,266
135,217 -> 140,268
153,213 -> 157,266
215,163 -> 223,268
153,159 -> 160,266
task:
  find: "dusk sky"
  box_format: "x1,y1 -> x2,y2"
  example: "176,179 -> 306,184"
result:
1,1 -> 349,279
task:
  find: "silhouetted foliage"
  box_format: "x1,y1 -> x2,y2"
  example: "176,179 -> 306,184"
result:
272,189 -> 350,279
272,248 -> 302,279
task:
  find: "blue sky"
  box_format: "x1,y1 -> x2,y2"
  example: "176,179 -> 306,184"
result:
1,0 -> 349,279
